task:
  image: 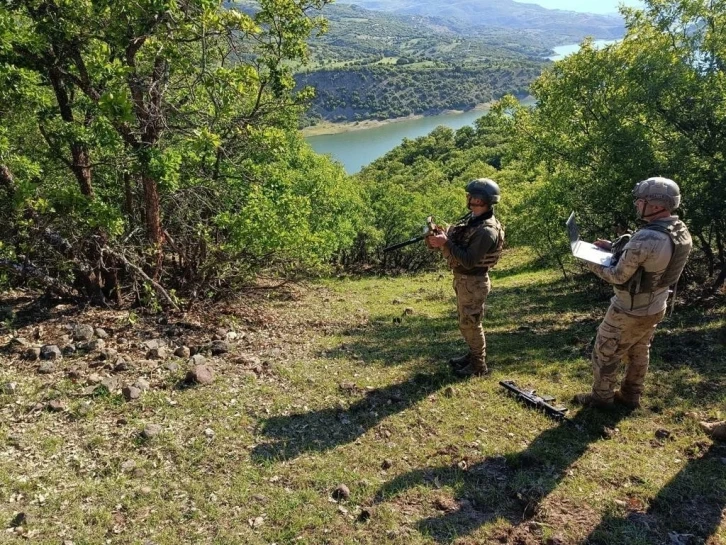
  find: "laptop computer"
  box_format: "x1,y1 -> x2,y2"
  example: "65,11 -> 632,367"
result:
566,212 -> 613,266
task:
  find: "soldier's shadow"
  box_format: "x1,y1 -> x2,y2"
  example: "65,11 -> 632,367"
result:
583,441 -> 726,545
373,407 -> 629,544
250,370 -> 464,462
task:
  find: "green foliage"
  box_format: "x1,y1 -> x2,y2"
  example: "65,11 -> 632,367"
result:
297,64 -> 540,123
497,1 -> 726,286
350,121 -> 512,271
0,0 -> 366,302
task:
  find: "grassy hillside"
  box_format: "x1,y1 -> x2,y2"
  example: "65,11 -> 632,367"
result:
2,248 -> 724,544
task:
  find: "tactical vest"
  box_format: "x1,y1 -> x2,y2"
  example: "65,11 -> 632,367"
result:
447,214 -> 505,271
614,219 -> 692,295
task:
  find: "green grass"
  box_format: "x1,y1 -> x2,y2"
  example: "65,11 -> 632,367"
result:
0,248 -> 724,544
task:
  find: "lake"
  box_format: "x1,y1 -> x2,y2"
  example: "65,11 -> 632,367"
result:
548,39 -> 618,60
305,38 -> 616,174
306,98 -> 536,174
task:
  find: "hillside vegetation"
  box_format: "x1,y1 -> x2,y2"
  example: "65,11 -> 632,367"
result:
1,249 -> 724,544
336,0 -> 625,39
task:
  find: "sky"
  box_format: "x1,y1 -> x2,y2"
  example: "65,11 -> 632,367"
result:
515,0 -> 644,15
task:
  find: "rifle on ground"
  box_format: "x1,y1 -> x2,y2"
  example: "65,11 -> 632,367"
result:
499,380 -> 572,424
383,216 -> 440,253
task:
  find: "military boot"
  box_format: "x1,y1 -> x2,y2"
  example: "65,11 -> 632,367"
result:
573,392 -> 614,409
448,352 -> 471,370
700,421 -> 726,441
613,389 -> 640,409
454,355 -> 488,377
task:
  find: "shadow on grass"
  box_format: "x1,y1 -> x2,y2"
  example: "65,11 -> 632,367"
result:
252,275 -> 723,464
583,441 -> 726,545
323,278 -> 605,372
373,407 -> 630,544
251,370 -> 465,462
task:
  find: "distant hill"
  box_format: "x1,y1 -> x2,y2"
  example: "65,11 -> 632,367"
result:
336,0 -> 625,40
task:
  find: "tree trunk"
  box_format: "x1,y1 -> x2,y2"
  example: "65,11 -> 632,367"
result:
142,173 -> 164,279
0,164 -> 15,194
48,66 -> 94,198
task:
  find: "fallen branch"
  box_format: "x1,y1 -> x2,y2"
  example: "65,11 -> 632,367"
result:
102,248 -> 181,312
0,258 -> 77,299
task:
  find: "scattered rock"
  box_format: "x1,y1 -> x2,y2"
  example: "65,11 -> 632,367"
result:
134,378 -> 151,391
10,512 -> 27,528
120,459 -> 136,473
381,459 -> 393,470
113,358 -> 129,372
226,331 -> 239,341
25,346 -> 41,361
40,344 -> 62,360
122,385 -> 142,401
142,339 -> 163,351
392,298 -> 403,304
210,340 -> 228,355
101,376 -> 120,392
2,382 -> 18,395
237,354 -> 261,366
248,516 -> 264,529
82,385 -> 101,396
88,339 -> 106,351
358,507 -> 373,522
87,373 -> 103,384
62,344 -> 77,356
189,354 -> 206,366
47,400 -> 64,412
186,365 -> 214,385
67,368 -> 83,380
73,324 -> 95,342
94,328 -> 109,339
433,496 -> 458,512
163,361 -> 179,373
204,427 -> 215,438
655,428 -> 672,440
7,337 -> 29,355
38,361 -> 56,374
147,347 -> 168,360
174,346 -> 190,359
545,537 -> 565,545
332,484 -> 350,501
403,307 -> 414,315
139,486 -> 153,496
99,348 -> 118,361
141,424 -> 163,439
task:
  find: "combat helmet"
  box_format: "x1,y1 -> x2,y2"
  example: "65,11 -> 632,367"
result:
632,177 -> 681,210
466,178 -> 501,205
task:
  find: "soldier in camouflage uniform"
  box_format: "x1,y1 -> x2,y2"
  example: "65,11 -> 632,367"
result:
575,177 -> 692,409
428,178 -> 505,377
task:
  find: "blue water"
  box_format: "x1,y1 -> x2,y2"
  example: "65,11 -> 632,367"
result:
306,98 -> 536,174
515,0 -> 644,15
549,39 -> 618,60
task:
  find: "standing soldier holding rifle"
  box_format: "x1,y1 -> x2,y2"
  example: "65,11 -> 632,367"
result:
427,178 -> 505,377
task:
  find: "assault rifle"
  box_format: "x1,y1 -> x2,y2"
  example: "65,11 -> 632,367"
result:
383,213 -> 470,253
383,216 -> 441,253
499,380 -> 572,424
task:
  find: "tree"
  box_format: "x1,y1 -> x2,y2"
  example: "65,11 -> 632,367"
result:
1,0 -> 363,304
498,1 -> 726,289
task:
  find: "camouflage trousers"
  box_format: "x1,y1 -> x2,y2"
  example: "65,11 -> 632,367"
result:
591,304 -> 666,403
453,273 -> 491,359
